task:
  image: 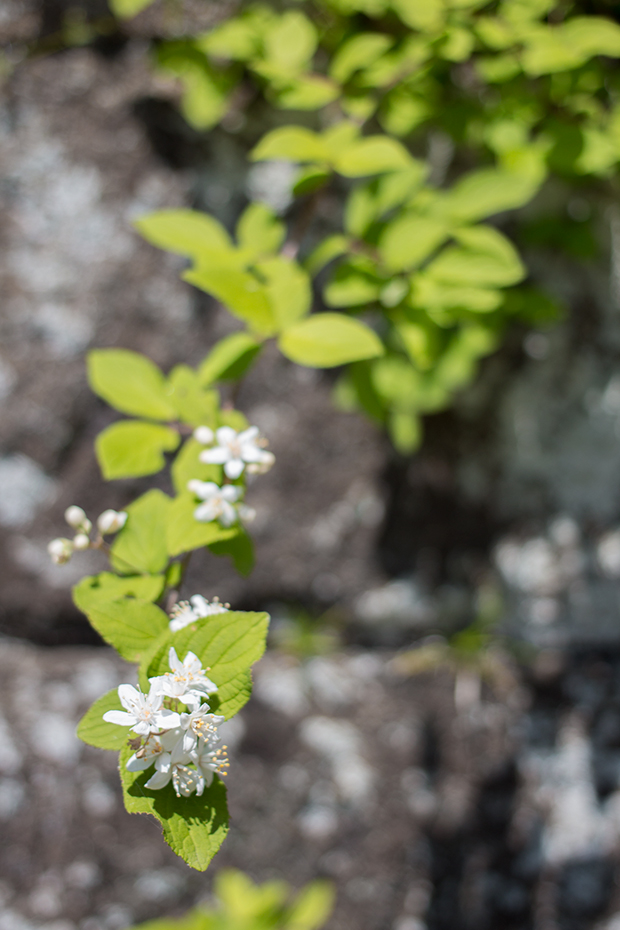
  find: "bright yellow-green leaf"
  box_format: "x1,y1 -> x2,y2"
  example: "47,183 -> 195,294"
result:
165,366 -> 219,427
263,10 -> 317,74
379,215 -> 449,271
108,0 -> 154,18
276,75 -> 340,110
279,313 -> 384,367
330,33 -> 393,84
171,438 -> 221,495
334,136 -> 412,177
133,210 -> 231,259
183,266 -> 276,335
236,203 -> 285,258
427,225 -> 525,287
256,256 -> 312,330
95,421 -> 180,480
88,349 -> 177,420
324,269 -> 381,307
73,573 -> 165,614
391,0 -> 445,31
77,690 -> 129,750
111,489 -> 171,575
305,234 -> 350,277
441,167 -> 542,222
167,493 -> 240,556
198,333 -> 262,386
80,598 -> 169,662
251,127 -> 328,163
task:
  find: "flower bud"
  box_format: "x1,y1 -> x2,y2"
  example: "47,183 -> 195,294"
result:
97,509 -> 128,535
194,425 -> 214,445
64,505 -> 87,529
47,538 -> 73,565
73,533 -> 91,551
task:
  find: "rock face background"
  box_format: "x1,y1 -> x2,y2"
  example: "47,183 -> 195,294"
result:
5,4 -> 620,929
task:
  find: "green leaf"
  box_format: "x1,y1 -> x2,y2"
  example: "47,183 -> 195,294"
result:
167,493 -> 240,557
79,597 -> 169,662
133,210 -> 231,259
209,529 -> 255,576
330,33 -> 393,84
344,186 -> 378,238
88,349 -> 177,421
323,268 -> 381,307
262,10 -> 317,74
236,203 -> 285,259
256,256 -> 312,330
73,573 -> 165,613
166,366 -> 219,427
120,745 -> 229,871
183,267 -> 276,336
426,225 -> 525,287
334,136 -> 412,177
95,421 -> 180,480
111,489 -> 171,575
441,168 -> 542,222
77,690 -> 129,751
276,75 -> 340,110
287,881 -> 336,930
198,333 -> 262,386
304,235 -> 350,277
171,438 -> 222,495
109,0 -> 154,17
379,215 -> 449,272
388,410 -> 422,454
144,610 -> 269,719
251,127 -> 328,163
279,313 -> 384,368
391,0 -> 445,31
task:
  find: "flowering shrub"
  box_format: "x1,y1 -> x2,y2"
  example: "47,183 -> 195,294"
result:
97,0 -> 620,451
49,348 -> 274,870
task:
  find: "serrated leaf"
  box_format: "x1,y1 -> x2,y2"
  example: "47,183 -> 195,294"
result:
167,493 -> 240,556
120,745 -> 229,871
183,267 -> 276,336
166,366 -> 219,427
209,529 -> 255,577
198,333 -> 262,386
80,597 -> 169,662
378,215 -> 449,271
73,573 -> 165,613
95,421 -> 180,480
171,438 -> 222,495
255,256 -> 312,330
88,350 -> 177,421
143,610 -> 269,719
111,490 -> 171,575
77,689 -> 130,750
279,313 -> 384,367
133,210 -> 231,259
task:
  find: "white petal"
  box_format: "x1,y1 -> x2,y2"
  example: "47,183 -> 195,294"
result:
237,426 -> 259,444
200,447 -> 230,465
215,426 -> 238,445
224,458 -> 245,479
145,769 -> 171,790
221,484 -> 241,502
189,595 -> 210,615
117,684 -> 141,712
103,710 -> 135,727
168,646 -> 181,672
157,710 -> 181,729
219,502 -> 238,527
183,651 -> 200,669
126,753 -> 154,772
239,443 -> 263,463
194,501 -> 219,523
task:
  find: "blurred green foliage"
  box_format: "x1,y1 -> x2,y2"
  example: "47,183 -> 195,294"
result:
128,870 -> 334,930
105,0 -> 620,451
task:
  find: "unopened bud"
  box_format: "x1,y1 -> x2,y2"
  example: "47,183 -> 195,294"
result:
64,505 -> 87,529
97,509 -> 128,535
48,537 -> 73,565
73,533 -> 91,550
194,425 -> 214,445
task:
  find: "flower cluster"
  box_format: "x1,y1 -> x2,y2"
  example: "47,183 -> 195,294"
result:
104,647 -> 228,797
169,595 -> 230,632
47,506 -> 127,564
188,425 -> 274,527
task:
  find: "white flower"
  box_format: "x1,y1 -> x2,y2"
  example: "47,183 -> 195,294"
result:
179,705 -> 225,753
187,480 -> 241,527
193,426 -> 214,445
149,647 -> 218,706
169,595 -> 229,632
192,738 -> 230,787
103,683 -> 181,737
197,425 -> 274,479
97,509 -> 128,535
65,506 -> 91,532
47,538 -> 73,565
